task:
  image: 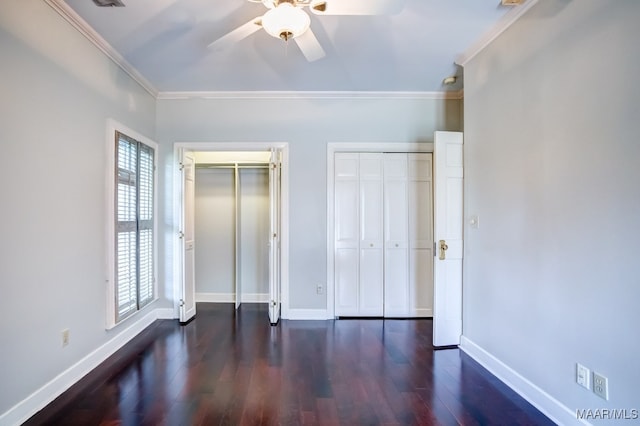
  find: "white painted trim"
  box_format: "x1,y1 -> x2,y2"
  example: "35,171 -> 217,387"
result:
0,308 -> 172,426
460,336 -> 590,426
456,0 -> 539,66
284,309 -> 331,320
242,293 -> 269,303
157,91 -> 464,100
155,308 -> 177,319
44,0 -> 158,97
195,293 -> 269,303
197,293 -> 235,303
173,142 -> 290,320
326,142 -> 435,318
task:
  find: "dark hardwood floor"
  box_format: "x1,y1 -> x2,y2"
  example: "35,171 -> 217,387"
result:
25,303 -> 554,425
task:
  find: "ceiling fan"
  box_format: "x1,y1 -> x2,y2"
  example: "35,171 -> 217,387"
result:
208,0 -> 404,62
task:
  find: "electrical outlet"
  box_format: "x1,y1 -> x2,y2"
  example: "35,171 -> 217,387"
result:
593,372 -> 609,400
576,363 -> 590,390
317,284 -> 324,295
62,329 -> 70,347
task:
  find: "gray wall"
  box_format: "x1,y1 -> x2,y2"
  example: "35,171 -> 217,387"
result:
194,169 -> 236,294
0,0 -> 157,417
194,168 -> 269,297
156,97 -> 462,309
463,0 -> 640,418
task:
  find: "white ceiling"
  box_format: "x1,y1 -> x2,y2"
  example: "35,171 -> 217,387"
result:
51,0 -> 535,95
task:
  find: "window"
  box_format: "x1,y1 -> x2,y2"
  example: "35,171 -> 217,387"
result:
111,130 -> 156,324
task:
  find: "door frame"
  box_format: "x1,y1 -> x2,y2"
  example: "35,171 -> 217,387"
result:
327,142 -> 434,318
173,142 -> 290,319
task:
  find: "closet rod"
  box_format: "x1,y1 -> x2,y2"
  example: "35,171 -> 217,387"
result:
195,163 -> 269,169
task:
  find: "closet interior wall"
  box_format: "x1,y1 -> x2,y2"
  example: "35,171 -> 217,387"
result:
194,163 -> 270,303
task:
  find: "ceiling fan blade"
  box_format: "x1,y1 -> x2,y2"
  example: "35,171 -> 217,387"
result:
309,0 -> 405,15
208,17 -> 263,51
294,29 -> 326,62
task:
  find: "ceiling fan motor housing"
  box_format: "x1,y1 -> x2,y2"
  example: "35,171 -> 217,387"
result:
261,1 -> 311,41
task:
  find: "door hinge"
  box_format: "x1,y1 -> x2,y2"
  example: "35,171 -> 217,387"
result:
179,162 -> 184,171
179,231 -> 184,239
179,299 -> 185,307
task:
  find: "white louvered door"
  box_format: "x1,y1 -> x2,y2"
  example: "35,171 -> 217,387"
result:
180,150 -> 197,323
268,148 -> 282,325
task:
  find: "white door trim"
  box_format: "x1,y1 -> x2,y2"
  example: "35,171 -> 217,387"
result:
173,142 -> 290,319
327,142 -> 434,319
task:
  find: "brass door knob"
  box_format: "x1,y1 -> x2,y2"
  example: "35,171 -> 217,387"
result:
439,240 -> 448,260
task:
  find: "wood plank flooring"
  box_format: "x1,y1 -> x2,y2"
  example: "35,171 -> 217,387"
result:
25,303 -> 554,425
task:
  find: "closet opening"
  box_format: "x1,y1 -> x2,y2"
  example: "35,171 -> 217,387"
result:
175,145 -> 287,326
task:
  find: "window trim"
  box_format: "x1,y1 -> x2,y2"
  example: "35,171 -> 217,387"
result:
106,120 -> 158,329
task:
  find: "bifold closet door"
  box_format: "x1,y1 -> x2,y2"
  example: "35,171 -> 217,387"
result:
334,154 -> 359,316
334,152 -> 432,318
383,154 -> 409,317
384,153 -> 434,318
358,154 -> 384,316
334,153 -> 383,316
408,154 -> 434,317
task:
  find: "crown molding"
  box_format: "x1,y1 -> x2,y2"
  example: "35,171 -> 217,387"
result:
456,0 -> 538,66
44,0 -> 158,97
157,90 -> 464,100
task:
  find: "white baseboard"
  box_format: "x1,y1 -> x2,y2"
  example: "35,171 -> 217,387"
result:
460,336 -> 590,426
284,308 -> 330,320
0,307 -> 171,426
195,292 -> 268,303
155,308 -> 177,319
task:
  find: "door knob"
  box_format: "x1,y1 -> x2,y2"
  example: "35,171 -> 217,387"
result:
439,240 -> 448,260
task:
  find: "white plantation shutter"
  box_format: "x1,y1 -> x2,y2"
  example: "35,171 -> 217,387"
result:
115,132 -> 155,321
138,145 -> 154,307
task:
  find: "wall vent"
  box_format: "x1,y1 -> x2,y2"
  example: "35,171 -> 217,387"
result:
92,0 -> 125,6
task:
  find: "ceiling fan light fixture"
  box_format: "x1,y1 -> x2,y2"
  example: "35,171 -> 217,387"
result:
262,2 -> 310,41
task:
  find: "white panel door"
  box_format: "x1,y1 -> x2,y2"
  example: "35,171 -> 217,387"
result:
383,154 -> 409,317
179,151 -> 197,323
268,148 -> 282,324
433,131 -> 464,346
408,153 -> 434,317
334,153 -> 359,316
359,154 -> 384,316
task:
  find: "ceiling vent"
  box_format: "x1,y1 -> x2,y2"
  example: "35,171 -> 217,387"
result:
92,0 -> 125,6
501,0 -> 525,5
